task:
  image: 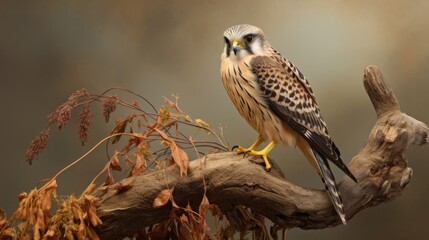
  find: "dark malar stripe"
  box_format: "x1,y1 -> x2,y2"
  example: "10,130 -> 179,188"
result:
224,37 -> 231,57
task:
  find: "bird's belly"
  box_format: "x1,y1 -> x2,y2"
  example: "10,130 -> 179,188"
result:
239,103 -> 298,148
222,76 -> 298,147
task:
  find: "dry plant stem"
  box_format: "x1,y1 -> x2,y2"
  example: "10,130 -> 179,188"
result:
40,133 -> 133,192
94,65 -> 428,239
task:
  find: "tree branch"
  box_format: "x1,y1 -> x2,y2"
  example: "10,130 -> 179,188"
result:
93,65 -> 428,239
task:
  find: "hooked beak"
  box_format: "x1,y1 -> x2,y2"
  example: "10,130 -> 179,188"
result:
232,40 -> 243,55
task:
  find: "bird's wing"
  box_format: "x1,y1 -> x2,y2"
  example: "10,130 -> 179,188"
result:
250,55 -> 356,182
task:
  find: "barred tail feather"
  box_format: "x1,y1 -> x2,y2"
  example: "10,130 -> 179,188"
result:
312,149 -> 347,225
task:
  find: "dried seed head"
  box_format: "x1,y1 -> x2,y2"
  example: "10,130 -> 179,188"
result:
25,128 -> 50,164
57,104 -> 72,130
103,96 -> 119,123
79,103 -> 93,145
47,88 -> 90,129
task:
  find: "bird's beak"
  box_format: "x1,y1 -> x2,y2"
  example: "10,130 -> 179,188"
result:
232,40 -> 243,55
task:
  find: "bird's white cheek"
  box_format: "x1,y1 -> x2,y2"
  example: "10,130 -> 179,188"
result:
250,43 -> 264,55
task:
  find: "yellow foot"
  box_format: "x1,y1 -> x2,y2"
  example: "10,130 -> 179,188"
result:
244,149 -> 272,171
232,139 -> 276,172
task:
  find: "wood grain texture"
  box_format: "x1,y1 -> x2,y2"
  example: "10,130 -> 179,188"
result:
93,66 -> 428,239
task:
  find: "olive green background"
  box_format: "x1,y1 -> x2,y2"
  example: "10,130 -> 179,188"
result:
1,1 -> 428,239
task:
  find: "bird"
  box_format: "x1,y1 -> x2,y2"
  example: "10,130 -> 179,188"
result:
220,24 -> 357,224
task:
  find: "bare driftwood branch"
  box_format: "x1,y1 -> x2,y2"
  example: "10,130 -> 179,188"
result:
93,65 -> 428,239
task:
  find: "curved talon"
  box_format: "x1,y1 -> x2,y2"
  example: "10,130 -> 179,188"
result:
231,145 -> 239,152
234,146 -> 248,154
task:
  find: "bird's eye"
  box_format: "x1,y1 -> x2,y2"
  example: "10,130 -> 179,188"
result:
244,35 -> 254,43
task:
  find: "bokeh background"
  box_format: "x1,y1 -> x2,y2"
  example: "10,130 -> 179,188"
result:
1,0 -> 428,239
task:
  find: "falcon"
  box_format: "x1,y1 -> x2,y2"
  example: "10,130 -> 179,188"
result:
220,24 -> 357,224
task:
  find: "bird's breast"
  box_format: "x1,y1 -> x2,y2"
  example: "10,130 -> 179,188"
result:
220,59 -> 299,147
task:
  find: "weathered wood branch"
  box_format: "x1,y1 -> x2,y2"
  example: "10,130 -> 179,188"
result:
94,65 -> 428,239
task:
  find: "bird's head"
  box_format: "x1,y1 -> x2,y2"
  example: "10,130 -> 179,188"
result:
222,24 -> 268,61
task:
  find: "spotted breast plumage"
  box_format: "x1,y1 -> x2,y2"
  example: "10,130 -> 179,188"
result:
220,24 -> 357,224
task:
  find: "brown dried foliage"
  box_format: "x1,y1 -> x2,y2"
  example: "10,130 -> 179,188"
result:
139,188 -> 211,239
155,128 -> 189,177
4,89 -> 230,239
14,180 -> 57,240
12,181 -> 101,240
0,209 -> 16,239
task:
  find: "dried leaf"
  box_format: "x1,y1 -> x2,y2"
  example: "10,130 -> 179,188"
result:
197,194 -> 210,238
68,194 -> 102,240
0,228 -> 15,239
18,192 -> 28,202
43,229 -> 55,238
101,173 -> 113,187
0,208 -> 16,238
163,97 -> 177,109
84,194 -> 97,203
178,220 -> 193,240
150,221 -> 170,239
199,194 -> 209,219
153,128 -> 189,177
111,119 -> 129,144
170,142 -> 189,177
40,180 -> 57,214
153,188 -> 174,208
34,208 -> 45,240
158,105 -> 170,124
109,152 -> 122,171
124,135 -> 144,154
195,119 -> 210,129
130,154 -> 145,177
111,182 -> 132,192
184,114 -> 192,122
88,205 -> 102,227
0,208 -> 5,220
180,214 -> 189,225
111,177 -> 135,192
43,180 -> 58,192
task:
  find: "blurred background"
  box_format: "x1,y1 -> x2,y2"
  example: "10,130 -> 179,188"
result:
1,0 -> 428,239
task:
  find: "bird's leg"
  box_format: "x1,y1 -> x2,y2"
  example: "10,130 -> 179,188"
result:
245,141 -> 276,171
233,136 -> 264,153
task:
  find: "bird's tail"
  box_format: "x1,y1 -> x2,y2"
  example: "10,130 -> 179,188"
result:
312,149 -> 347,225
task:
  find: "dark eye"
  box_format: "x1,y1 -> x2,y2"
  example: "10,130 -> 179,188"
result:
244,34 -> 254,43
